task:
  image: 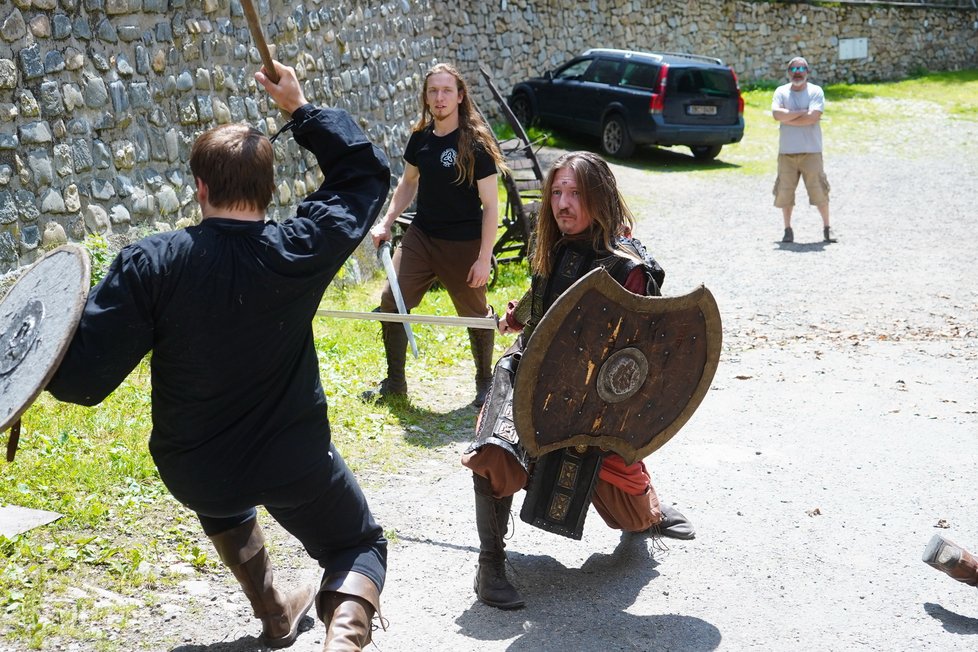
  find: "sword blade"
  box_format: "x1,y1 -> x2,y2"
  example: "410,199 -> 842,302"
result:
316,309 -> 498,330
379,241 -> 419,357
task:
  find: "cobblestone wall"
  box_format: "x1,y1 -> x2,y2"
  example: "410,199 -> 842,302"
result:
1,0 -> 975,276
454,0 -> 978,120
0,0 -> 438,276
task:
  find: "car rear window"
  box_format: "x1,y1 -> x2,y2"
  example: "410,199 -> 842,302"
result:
671,68 -> 736,96
620,63 -> 660,90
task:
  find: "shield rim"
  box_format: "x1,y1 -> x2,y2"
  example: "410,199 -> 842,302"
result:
513,267 -> 722,465
1,244 -> 91,435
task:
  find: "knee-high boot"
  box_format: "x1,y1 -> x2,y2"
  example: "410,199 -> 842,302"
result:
923,534 -> 978,587
473,473 -> 524,609
317,571 -> 382,651
208,519 -> 316,649
469,327 -> 495,408
361,319 -> 408,400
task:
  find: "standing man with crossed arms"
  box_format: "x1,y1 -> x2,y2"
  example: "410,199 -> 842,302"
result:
772,56 -> 837,244
363,63 -> 507,408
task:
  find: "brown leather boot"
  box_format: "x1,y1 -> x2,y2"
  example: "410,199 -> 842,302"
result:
469,327 -> 495,407
473,473 -> 524,609
361,320 -> 408,401
317,571 -> 381,651
923,534 -> 978,587
208,519 -> 316,648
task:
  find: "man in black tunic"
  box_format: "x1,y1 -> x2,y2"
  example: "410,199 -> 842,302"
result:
46,61 -> 389,650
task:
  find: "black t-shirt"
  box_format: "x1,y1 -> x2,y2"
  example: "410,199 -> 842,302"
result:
404,126 -> 497,241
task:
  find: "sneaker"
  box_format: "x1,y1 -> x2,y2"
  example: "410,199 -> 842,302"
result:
823,226 -> 837,243
782,227 -> 794,243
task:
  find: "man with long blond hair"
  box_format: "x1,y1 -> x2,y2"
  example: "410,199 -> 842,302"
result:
47,61 -> 390,650
460,151 -> 694,610
363,62 -> 507,407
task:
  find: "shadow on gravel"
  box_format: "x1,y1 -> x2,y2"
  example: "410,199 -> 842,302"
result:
454,533 -> 721,651
923,602 -> 978,635
776,240 -> 832,253
537,132 -> 740,174
168,616 -> 315,651
369,396 -> 478,448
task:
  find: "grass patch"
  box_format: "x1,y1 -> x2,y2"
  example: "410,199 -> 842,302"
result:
319,257 -> 531,474
734,69 -> 978,173
0,235 -> 531,649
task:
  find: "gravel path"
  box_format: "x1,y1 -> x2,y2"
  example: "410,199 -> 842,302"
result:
27,100 -> 976,652
359,106 -> 978,650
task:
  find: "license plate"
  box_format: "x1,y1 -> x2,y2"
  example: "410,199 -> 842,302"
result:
687,104 -> 717,116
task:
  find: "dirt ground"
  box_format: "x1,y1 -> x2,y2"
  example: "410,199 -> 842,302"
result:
14,105 -> 978,651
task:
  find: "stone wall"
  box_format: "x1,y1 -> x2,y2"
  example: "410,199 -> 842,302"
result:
0,0 -> 439,277
0,0 -> 975,277
453,0 -> 978,120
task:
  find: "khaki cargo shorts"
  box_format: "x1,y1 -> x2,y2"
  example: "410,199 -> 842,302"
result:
773,153 -> 830,208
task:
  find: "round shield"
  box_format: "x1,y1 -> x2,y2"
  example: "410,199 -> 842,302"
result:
513,268 -> 722,465
1,245 -> 90,436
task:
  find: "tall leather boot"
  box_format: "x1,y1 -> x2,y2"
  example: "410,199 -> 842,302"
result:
469,327 -> 495,408
473,473 -> 524,609
361,319 -> 408,401
923,534 -> 978,587
208,519 -> 316,649
317,571 -> 382,651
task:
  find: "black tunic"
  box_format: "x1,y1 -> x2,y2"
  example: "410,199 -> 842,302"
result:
47,105 -> 391,506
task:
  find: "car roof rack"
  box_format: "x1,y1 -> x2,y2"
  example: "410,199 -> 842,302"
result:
581,48 -> 723,67
582,48 -> 661,62
655,51 -> 724,66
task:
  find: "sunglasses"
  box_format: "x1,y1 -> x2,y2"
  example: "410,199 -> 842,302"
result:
789,66 -> 808,73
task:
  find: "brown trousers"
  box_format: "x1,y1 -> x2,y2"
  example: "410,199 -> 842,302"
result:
461,445 -> 663,533
380,226 -> 490,318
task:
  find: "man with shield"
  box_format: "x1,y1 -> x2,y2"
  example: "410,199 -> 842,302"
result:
45,61 -> 389,649
461,151 -> 709,609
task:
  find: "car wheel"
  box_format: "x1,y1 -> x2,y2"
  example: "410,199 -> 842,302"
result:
601,116 -> 635,158
509,94 -> 534,128
690,145 -> 722,161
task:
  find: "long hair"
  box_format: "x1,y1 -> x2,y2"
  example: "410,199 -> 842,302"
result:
413,62 -> 507,186
190,123 -> 274,212
531,151 -> 638,277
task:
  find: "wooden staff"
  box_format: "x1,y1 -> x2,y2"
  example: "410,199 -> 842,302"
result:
240,0 -> 279,83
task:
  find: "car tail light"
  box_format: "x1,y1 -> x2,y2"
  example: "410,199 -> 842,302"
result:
649,64 -> 669,114
730,66 -> 745,114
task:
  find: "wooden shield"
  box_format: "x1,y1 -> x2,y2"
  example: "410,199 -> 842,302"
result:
513,268 -> 721,465
1,245 -> 90,455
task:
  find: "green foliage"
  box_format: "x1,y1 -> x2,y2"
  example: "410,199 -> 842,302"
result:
732,68 -> 978,175
82,234 -> 113,287
492,121 -> 557,148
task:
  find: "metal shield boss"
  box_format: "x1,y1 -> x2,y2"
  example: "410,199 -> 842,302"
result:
1,245 -> 90,460
513,268 -> 721,465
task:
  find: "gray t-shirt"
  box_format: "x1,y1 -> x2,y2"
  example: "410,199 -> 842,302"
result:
772,82 -> 825,154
